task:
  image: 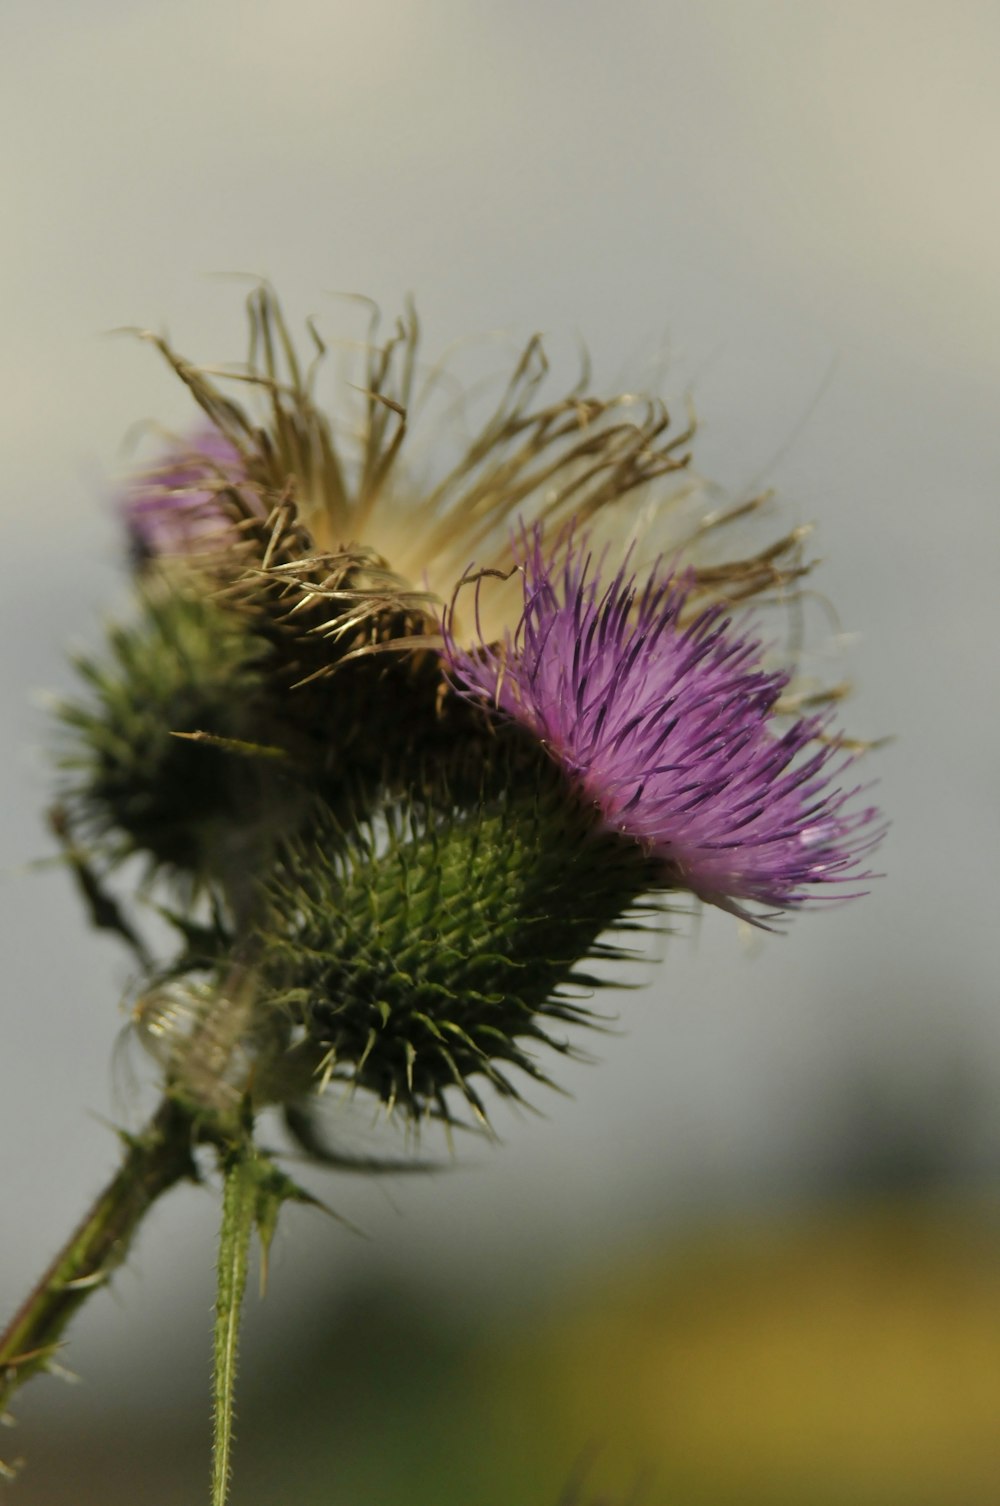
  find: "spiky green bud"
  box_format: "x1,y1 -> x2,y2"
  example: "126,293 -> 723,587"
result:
257,757 -> 660,1124
57,587 -> 285,881
55,569 -> 491,902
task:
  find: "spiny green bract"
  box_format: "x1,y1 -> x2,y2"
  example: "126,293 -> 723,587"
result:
257,762 -> 659,1124
57,588 -> 284,879
55,575 -> 488,897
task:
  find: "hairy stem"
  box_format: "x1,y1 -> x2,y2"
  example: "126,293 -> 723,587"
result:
0,1097 -> 198,1425
211,1144 -> 257,1506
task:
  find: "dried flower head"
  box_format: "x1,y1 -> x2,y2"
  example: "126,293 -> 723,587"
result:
444,532 -> 882,919
134,286 -> 813,679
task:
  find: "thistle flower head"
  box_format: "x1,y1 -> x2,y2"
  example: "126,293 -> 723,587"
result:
122,426 -> 249,562
134,286 -> 813,674
444,532 -> 882,919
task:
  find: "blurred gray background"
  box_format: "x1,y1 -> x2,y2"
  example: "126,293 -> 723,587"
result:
2,2 -> 998,1502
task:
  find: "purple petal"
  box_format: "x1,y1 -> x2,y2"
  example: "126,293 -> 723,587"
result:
122,427 -> 247,560
444,530 -> 884,917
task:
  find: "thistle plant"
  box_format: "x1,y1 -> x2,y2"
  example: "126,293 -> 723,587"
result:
0,287 -> 883,1501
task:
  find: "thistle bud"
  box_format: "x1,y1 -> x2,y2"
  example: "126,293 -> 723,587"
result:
255,753 -> 658,1125
57,588 -> 283,881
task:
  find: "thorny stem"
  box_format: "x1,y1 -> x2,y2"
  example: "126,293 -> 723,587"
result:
0,1097 -> 200,1449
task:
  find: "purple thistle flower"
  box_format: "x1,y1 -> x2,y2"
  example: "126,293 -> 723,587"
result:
444,531 -> 882,919
122,427 -> 248,561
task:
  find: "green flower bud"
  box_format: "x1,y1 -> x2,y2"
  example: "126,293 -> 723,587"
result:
57,587 -> 284,882
56,570 -> 487,902
257,757 -> 659,1124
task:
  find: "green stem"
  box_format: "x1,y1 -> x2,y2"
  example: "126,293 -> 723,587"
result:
0,1097 -> 198,1424
211,1143 -> 257,1506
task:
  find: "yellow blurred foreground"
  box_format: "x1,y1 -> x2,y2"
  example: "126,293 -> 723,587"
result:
12,1194 -> 1000,1505
490,1197 -> 1000,1504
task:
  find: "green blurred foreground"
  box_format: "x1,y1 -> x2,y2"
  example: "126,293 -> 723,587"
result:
12,1194 -> 1000,1506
